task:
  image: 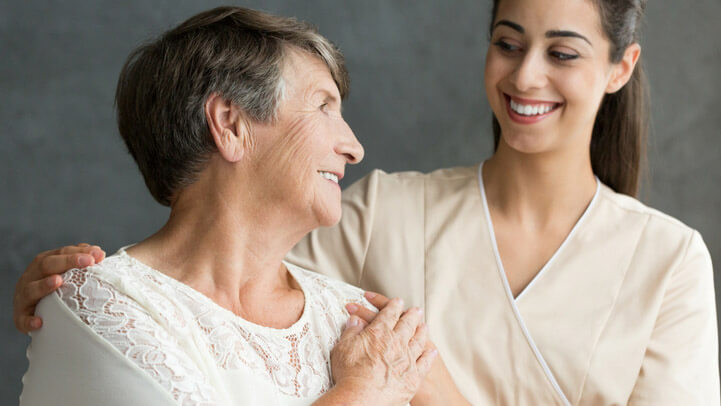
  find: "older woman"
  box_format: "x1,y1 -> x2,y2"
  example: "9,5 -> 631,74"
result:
18,7 -> 452,406
16,0 -> 720,404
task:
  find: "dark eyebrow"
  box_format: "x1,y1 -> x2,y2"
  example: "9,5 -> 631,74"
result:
493,20 -> 524,34
546,30 -> 592,46
493,19 -> 592,47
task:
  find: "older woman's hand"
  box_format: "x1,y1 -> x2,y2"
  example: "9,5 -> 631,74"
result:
347,292 -> 471,406
327,297 -> 437,406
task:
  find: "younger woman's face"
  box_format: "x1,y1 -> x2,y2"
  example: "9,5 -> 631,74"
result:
484,0 -> 624,155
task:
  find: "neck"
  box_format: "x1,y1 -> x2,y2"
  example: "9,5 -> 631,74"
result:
483,141 -> 597,227
126,159 -> 313,315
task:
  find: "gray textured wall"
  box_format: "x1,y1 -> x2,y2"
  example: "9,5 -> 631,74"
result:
2,0 -> 720,403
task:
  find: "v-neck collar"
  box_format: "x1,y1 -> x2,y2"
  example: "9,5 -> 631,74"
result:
476,162 -> 600,406
477,162 -> 601,301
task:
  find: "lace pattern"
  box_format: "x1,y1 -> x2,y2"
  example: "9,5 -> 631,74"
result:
57,250 -> 371,403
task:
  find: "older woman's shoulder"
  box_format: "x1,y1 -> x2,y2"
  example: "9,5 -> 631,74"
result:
285,262 -> 376,313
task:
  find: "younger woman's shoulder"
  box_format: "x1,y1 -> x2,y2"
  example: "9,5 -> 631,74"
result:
596,183 -> 710,262
360,165 -> 478,183
597,183 -> 698,235
342,165 -> 480,206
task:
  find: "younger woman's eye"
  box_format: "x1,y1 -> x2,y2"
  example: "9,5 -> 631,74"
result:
493,40 -> 521,53
549,50 -> 579,61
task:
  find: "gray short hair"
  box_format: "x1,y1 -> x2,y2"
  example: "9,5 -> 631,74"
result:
115,6 -> 349,206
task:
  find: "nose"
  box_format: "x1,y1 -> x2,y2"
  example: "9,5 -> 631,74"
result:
510,50 -> 548,92
336,119 -> 364,164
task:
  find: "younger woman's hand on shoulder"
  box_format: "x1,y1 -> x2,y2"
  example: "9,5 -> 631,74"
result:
323,297 -> 437,406
13,243 -> 105,333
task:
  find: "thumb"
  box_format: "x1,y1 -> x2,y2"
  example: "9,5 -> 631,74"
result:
339,315 -> 364,342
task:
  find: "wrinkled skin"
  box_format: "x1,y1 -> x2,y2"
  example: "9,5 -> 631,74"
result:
330,298 -> 436,406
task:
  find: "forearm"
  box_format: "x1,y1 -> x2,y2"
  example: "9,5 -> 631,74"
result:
313,381 -> 374,406
410,357 -> 471,406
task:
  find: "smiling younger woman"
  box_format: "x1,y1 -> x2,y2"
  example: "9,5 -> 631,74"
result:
15,0 -> 719,404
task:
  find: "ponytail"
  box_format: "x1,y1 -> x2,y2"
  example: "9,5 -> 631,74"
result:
590,60 -> 649,197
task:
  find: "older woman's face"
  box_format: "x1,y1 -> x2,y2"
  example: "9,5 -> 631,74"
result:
484,0 -> 616,155
249,50 -> 364,227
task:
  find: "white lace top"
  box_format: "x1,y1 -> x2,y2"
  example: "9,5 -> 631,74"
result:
25,248 -> 373,406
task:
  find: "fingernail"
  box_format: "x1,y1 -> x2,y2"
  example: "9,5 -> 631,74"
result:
346,303 -> 359,313
46,276 -> 58,287
346,316 -> 358,328
364,291 -> 377,299
78,255 -> 93,267
30,319 -> 41,329
90,249 -> 103,258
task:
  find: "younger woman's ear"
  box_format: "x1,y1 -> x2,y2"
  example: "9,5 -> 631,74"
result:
606,43 -> 641,94
204,93 -> 251,163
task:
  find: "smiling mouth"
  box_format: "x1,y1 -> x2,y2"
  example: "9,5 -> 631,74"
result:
318,171 -> 339,184
504,94 -> 562,122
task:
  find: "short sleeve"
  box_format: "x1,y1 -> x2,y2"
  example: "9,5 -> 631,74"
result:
287,170 -> 381,286
56,268 -> 221,406
628,231 -> 720,405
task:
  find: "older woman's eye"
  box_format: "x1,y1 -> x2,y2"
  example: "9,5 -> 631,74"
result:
319,103 -> 329,112
493,40 -> 520,53
549,50 -> 579,61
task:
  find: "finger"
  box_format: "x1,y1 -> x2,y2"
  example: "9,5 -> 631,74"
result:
58,244 -> 104,258
26,245 -> 102,278
339,315 -> 364,342
408,323 -> 428,360
73,244 -> 106,263
415,347 -> 440,376
393,307 -> 424,342
364,291 -> 391,310
345,302 -> 378,324
367,297 -> 404,332
16,314 -> 43,334
38,253 -> 96,277
34,243 -> 94,260
22,276 -> 62,307
14,275 -> 62,333
91,247 -> 106,263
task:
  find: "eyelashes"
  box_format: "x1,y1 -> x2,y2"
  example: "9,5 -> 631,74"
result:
549,51 -> 579,61
493,40 -> 519,52
493,40 -> 580,62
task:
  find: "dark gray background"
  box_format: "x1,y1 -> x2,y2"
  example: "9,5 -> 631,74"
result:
2,0 -> 720,403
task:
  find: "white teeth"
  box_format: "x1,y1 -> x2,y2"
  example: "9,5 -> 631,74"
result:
510,99 -> 555,116
319,171 -> 339,184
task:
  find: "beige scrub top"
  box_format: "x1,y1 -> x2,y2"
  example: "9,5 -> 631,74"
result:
287,164 -> 720,405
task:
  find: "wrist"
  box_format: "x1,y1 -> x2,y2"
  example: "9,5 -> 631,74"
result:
322,378 -> 378,406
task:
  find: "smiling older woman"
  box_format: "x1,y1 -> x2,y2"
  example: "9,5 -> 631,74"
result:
18,7 -> 452,406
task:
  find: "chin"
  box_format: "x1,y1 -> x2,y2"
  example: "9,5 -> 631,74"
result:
500,130 -> 557,155
313,204 -> 342,228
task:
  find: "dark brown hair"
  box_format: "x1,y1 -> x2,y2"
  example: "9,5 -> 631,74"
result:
115,7 -> 349,206
489,0 -> 649,196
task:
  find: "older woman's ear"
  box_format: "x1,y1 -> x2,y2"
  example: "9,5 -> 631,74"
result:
205,93 -> 252,162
